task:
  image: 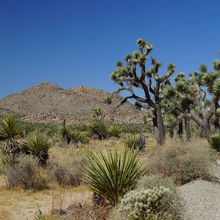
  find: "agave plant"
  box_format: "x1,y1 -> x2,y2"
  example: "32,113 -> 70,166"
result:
0,115 -> 23,141
25,133 -> 51,166
82,148 -> 145,205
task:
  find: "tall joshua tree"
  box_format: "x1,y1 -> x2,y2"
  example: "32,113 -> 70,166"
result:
110,39 -> 176,145
188,59 -> 220,138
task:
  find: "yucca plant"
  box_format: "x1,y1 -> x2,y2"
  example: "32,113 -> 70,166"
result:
0,115 -> 23,141
58,125 -> 70,143
88,120 -> 108,140
69,130 -> 89,144
107,124 -> 122,137
125,134 -> 145,151
82,148 -> 145,205
25,133 -> 50,166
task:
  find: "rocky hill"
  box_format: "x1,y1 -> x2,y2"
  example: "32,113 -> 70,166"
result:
0,82 -> 144,124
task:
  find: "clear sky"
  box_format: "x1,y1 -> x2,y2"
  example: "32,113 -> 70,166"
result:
0,0 -> 220,99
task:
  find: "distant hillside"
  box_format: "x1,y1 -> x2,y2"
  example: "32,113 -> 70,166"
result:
0,82 -> 144,124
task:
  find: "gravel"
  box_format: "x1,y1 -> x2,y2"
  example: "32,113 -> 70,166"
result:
178,160 -> 220,220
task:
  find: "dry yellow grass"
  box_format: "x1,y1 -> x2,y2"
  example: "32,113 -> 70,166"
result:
1,134 -> 193,220
0,182 -> 90,220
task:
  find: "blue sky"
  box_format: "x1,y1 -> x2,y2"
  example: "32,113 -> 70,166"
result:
0,0 -> 220,98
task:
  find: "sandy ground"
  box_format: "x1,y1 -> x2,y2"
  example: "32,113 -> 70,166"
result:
0,183 -> 91,220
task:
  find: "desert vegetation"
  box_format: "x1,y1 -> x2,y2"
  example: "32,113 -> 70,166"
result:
0,39 -> 220,220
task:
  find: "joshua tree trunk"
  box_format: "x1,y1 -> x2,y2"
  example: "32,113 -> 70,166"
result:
177,119 -> 183,140
185,117 -> 191,141
153,104 -> 165,145
213,117 -> 220,135
201,121 -> 211,138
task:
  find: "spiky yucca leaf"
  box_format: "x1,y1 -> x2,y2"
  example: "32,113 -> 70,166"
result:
25,133 -> 50,163
0,115 -> 23,141
82,148 -> 144,205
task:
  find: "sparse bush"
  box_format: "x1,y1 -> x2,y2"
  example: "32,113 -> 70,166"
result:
125,134 -> 145,150
50,159 -> 83,187
118,187 -> 170,220
107,125 -> 122,137
25,133 -> 51,166
137,175 -> 183,219
209,134 -> 220,152
145,141 -> 214,185
82,148 -> 145,205
5,155 -> 48,190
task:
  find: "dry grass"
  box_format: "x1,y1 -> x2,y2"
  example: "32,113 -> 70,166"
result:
0,182 -> 90,220
145,139 -> 215,185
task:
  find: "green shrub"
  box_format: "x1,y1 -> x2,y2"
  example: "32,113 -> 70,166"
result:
107,125 -> 122,137
82,148 -> 145,205
125,134 -> 145,150
25,133 -> 51,165
118,187 -> 170,220
209,134 -> 220,152
137,175 -> 183,219
0,115 -> 23,141
145,141 -> 214,185
5,155 -> 48,190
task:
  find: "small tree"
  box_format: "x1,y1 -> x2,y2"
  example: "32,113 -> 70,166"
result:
110,39 -> 176,145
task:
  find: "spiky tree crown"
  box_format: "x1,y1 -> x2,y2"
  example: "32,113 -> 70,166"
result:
110,39 -> 175,84
190,57 -> 220,95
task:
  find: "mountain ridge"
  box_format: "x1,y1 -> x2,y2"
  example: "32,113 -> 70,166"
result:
0,82 -> 144,124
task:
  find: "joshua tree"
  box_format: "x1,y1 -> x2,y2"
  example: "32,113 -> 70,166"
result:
162,73 -> 194,141
110,39 -> 176,145
188,59 -> 220,138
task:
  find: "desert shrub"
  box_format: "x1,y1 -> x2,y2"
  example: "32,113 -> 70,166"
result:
82,148 -> 145,205
102,97 -> 112,104
59,124 -> 90,144
88,120 -> 108,140
69,130 -> 90,144
110,211 -> 173,220
125,134 -> 145,150
209,134 -> 220,152
137,175 -> 183,219
118,187 -> 171,220
0,142 -> 10,170
50,160 -> 83,187
107,125 -> 122,137
0,115 -> 23,141
121,123 -> 147,134
145,141 -> 214,185
5,155 -> 48,190
25,133 -> 51,165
